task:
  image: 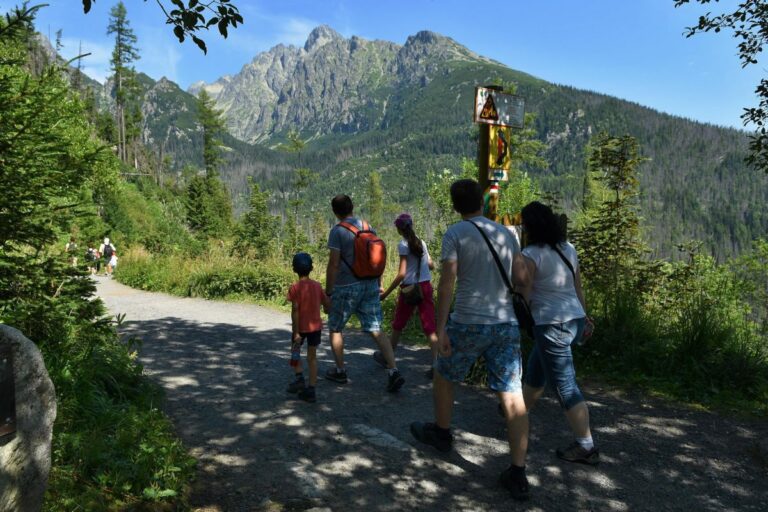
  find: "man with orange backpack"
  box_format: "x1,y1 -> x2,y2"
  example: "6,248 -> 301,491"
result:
324,194 -> 405,393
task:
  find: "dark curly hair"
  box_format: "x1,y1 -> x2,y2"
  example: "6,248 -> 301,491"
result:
521,201 -> 565,248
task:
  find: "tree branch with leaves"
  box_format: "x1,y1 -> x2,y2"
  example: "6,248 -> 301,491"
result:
82,0 -> 243,54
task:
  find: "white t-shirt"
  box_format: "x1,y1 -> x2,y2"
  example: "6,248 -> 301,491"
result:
441,216 -> 520,325
398,239 -> 431,285
522,242 -> 585,324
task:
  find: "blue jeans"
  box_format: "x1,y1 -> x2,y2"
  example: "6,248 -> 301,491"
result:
525,318 -> 585,410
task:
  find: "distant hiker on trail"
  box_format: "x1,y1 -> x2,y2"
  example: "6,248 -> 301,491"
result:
518,201 -> 599,465
324,194 -> 405,393
378,213 -> 439,378
84,245 -> 98,274
410,179 -> 531,501
108,252 -> 118,277
65,236 -> 78,267
286,252 -> 331,403
99,238 -> 115,275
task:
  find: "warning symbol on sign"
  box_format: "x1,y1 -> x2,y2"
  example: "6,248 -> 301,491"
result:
479,95 -> 499,121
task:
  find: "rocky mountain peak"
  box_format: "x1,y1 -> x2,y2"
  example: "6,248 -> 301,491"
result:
304,25 -> 342,52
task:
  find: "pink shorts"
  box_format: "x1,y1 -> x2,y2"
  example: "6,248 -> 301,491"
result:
392,281 -> 436,335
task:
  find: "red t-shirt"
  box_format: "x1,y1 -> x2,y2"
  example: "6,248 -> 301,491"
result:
286,279 -> 325,333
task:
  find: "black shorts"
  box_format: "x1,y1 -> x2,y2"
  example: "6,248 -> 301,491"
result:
299,330 -> 322,347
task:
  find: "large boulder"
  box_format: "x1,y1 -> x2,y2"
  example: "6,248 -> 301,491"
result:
0,325 -> 56,512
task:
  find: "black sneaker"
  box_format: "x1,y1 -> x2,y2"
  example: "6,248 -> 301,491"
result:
387,370 -> 405,393
498,465 -> 530,501
324,367 -> 348,384
410,422 -> 452,453
372,350 -> 387,368
297,387 -> 316,403
286,377 -> 305,393
556,441 -> 600,465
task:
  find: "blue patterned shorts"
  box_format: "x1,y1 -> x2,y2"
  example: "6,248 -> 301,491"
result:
328,280 -> 383,333
436,320 -> 522,393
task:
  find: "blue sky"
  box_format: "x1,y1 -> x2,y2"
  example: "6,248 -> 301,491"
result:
7,0 -> 759,130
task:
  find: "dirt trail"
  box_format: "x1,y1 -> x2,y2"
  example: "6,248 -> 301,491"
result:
96,276 -> 768,511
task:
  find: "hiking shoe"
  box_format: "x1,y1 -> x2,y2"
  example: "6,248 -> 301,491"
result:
286,377 -> 305,393
410,422 -> 452,453
387,370 -> 405,393
556,441 -> 600,465
297,387 -> 316,403
324,368 -> 348,384
372,350 -> 387,368
498,465 -> 530,501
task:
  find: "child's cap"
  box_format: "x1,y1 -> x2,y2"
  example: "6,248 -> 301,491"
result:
394,213 -> 413,230
292,252 -> 313,275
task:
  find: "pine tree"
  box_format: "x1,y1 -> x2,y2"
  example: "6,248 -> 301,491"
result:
107,1 -> 140,165
233,182 -> 279,259
367,171 -> 384,229
197,89 -> 225,177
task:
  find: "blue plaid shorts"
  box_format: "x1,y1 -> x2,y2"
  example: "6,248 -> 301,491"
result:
436,319 -> 523,393
328,280 -> 383,333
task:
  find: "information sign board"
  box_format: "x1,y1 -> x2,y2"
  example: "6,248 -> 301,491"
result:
474,87 -> 525,128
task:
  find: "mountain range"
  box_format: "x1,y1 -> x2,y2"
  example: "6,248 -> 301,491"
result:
77,26 -> 768,259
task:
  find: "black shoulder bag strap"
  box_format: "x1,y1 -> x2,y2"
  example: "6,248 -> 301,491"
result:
466,220 -> 514,294
552,244 -> 576,283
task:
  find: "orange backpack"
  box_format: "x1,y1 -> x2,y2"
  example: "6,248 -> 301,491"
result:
339,220 -> 386,279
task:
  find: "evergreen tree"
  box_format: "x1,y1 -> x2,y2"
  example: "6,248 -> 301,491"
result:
197,89 -> 225,177
367,171 -> 384,229
571,133 -> 657,316
233,182 -> 279,258
107,1 -> 140,165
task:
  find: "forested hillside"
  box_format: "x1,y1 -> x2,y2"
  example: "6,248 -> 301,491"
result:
117,27 -> 763,260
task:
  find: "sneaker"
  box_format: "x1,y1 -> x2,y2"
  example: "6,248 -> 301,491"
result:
556,441 -> 600,465
286,377 -> 305,393
410,421 -> 452,453
372,350 -> 387,368
387,370 -> 405,393
498,465 -> 530,501
297,387 -> 316,403
324,367 -> 348,384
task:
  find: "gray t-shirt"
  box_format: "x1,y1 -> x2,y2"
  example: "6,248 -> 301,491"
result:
441,216 -> 521,325
327,217 -> 375,287
398,239 -> 432,285
522,242 -> 585,324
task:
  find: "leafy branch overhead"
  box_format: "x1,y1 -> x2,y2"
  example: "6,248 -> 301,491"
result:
674,0 -> 768,173
81,0 -> 243,54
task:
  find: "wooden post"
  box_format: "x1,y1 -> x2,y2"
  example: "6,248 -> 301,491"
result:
478,85 -> 503,221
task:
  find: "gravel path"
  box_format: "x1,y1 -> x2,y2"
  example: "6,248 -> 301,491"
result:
96,276 -> 768,512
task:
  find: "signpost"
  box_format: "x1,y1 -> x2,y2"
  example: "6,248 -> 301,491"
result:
474,86 -> 525,221
0,345 -> 16,438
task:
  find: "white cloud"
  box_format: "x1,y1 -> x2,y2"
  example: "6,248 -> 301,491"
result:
276,18 -> 318,47
138,34 -> 182,83
59,37 -> 112,84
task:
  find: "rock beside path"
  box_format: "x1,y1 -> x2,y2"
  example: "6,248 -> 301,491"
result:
0,325 -> 57,512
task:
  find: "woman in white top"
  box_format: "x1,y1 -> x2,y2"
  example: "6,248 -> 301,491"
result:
519,201 -> 599,465
377,213 -> 438,376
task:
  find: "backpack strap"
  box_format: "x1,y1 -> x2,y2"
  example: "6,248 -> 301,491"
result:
339,221 -> 360,235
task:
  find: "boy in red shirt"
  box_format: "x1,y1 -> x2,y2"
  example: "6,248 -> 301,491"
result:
287,252 -> 331,402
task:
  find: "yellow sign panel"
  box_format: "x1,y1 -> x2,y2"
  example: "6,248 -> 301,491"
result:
488,126 -> 511,181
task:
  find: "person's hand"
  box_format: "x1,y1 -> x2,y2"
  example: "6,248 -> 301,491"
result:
582,316 -> 595,341
437,328 -> 451,357
379,290 -> 389,301
291,333 -> 302,346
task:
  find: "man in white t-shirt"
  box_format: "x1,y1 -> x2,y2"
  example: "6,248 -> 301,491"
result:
409,179 -> 532,501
